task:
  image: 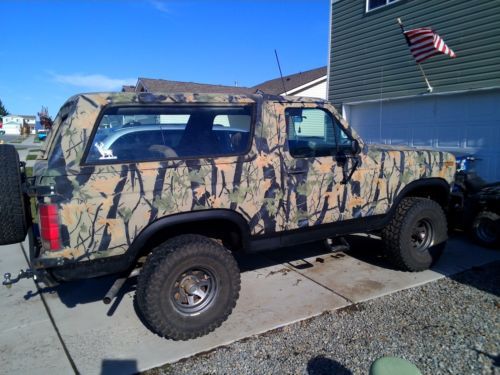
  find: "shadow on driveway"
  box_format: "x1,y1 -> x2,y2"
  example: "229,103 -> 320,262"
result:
25,233 -> 499,312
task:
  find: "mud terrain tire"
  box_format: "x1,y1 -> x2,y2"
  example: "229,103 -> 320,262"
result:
471,211 -> 500,248
0,145 -> 28,245
382,197 -> 447,271
136,234 -> 241,340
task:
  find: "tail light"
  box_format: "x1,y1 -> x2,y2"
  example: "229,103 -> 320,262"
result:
39,204 -> 61,251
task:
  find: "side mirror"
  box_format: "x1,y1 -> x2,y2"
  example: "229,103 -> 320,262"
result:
351,139 -> 361,154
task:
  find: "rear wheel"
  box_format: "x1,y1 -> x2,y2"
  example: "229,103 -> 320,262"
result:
382,197 -> 447,271
0,145 -> 28,245
471,211 -> 499,248
136,234 -> 240,340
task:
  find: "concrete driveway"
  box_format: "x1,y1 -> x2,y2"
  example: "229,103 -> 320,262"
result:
1,233 -> 499,375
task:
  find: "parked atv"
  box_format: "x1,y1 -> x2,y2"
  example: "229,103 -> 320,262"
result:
450,156 -> 500,248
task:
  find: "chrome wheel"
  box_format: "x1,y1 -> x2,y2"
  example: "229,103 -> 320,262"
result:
171,267 -> 218,316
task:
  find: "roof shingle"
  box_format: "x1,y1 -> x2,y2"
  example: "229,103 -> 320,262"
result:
137,78 -> 255,95
252,66 -> 327,95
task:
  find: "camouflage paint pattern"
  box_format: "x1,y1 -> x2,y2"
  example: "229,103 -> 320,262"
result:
33,92 -> 456,263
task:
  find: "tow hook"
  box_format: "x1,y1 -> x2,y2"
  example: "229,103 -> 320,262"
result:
3,269 -> 37,288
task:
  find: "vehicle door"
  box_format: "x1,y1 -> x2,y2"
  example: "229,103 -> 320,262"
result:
277,103 -> 363,230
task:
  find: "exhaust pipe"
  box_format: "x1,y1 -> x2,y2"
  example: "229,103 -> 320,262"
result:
103,268 -> 140,304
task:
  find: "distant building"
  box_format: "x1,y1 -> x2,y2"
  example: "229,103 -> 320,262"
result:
122,68 -> 328,99
125,78 -> 254,95
1,115 -> 36,135
252,66 -> 327,99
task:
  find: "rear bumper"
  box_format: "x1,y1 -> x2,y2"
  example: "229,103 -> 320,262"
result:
25,226 -> 59,287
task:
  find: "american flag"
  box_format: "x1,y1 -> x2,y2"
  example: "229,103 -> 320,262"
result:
403,27 -> 456,64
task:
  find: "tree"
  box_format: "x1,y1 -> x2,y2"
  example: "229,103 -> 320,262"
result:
0,99 -> 8,117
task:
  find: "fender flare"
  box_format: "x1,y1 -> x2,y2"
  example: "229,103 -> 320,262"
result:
388,177 -> 451,218
127,209 -> 252,257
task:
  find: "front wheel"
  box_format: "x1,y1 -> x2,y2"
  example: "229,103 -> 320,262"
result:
382,197 -> 447,271
136,234 -> 241,340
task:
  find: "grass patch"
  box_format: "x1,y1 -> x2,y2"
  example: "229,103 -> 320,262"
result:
25,166 -> 33,177
26,154 -> 38,160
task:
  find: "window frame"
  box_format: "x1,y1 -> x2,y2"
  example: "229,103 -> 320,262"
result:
81,103 -> 256,166
285,106 -> 355,159
365,0 -> 401,13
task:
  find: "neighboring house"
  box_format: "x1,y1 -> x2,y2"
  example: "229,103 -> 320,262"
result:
1,115 -> 36,135
123,69 -> 328,99
252,66 -> 327,99
127,78 -> 254,95
328,0 -> 500,181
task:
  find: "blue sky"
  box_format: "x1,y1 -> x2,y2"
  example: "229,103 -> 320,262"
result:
1,0 -> 329,117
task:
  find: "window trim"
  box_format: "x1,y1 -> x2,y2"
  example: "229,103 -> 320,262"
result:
365,0 -> 401,13
81,103 -> 256,166
285,106 -> 355,159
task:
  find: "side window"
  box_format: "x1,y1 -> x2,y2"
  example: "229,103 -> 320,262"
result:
85,105 -> 253,164
286,108 -> 353,158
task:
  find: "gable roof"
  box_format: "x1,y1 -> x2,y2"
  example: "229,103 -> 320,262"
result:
136,78 -> 255,95
121,85 -> 136,92
252,66 -> 327,95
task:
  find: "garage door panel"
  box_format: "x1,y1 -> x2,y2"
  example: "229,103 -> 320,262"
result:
346,90 -> 500,182
465,125 -> 496,149
412,126 -> 435,147
436,126 -> 462,148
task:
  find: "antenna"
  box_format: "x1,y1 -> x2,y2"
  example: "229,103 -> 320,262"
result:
274,49 -> 288,95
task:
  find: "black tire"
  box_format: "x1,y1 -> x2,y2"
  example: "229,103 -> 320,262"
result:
136,234 -> 241,340
0,144 -> 28,245
471,211 -> 500,248
382,197 -> 447,271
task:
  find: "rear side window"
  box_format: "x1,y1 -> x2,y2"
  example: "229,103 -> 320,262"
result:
85,105 -> 253,164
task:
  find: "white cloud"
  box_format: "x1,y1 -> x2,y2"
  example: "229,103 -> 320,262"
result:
149,0 -> 170,13
51,73 -> 136,91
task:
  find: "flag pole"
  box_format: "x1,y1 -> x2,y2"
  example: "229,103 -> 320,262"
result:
397,17 -> 433,93
417,63 -> 433,92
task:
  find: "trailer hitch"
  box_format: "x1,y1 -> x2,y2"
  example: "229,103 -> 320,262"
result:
3,269 -> 36,288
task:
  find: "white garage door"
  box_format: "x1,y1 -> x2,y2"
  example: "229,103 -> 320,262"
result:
345,90 -> 500,182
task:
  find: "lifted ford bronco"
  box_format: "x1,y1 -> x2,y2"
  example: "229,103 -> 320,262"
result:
0,92 -> 455,340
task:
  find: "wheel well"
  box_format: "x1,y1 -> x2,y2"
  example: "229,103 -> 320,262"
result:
403,184 -> 449,208
137,219 -> 245,257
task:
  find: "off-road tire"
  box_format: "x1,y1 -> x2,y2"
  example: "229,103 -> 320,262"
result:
382,197 -> 447,271
0,145 -> 28,245
471,211 -> 500,248
136,234 -> 241,340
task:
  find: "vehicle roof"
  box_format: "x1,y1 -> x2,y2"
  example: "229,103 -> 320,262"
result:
69,91 -> 328,106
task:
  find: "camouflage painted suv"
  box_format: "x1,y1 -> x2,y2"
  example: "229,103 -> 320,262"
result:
0,92 -> 456,340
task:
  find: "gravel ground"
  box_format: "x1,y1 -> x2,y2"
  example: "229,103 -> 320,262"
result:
145,261 -> 500,375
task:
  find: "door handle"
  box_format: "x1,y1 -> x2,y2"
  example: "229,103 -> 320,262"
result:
287,170 -> 307,175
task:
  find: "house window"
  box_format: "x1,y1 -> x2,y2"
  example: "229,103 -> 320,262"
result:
366,0 -> 400,12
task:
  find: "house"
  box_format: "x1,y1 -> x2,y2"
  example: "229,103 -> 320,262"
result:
328,0 -> 500,181
1,115 -> 36,135
126,78 -> 254,95
123,69 -> 328,99
252,66 -> 328,99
